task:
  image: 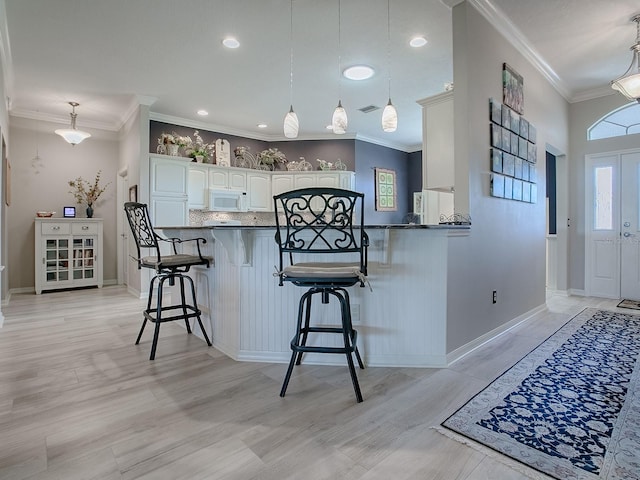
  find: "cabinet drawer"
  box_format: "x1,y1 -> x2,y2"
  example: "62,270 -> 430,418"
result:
72,223 -> 98,235
41,223 -> 70,235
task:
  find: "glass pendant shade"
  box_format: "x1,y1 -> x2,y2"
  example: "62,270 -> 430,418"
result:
382,99 -> 398,132
332,100 -> 347,134
612,15 -> 640,103
611,45 -> 640,102
283,106 -> 299,138
55,102 -> 91,145
54,128 -> 91,145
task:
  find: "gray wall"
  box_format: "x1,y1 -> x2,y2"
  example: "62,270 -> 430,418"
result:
568,94 -> 640,293
8,118 -> 120,290
445,2 -> 569,353
355,140 -> 411,225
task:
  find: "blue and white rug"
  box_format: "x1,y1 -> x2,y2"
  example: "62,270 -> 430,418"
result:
442,308 -> 640,479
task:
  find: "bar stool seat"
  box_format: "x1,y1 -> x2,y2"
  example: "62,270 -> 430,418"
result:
124,202 -> 212,360
273,188 -> 369,403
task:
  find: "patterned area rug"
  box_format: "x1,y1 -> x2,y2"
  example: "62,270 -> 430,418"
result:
617,299 -> 640,310
442,308 -> 640,479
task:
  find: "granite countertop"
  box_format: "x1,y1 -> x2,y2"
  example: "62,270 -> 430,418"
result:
159,223 -> 470,230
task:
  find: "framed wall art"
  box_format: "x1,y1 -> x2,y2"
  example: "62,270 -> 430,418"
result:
502,63 -> 524,114
375,167 -> 397,211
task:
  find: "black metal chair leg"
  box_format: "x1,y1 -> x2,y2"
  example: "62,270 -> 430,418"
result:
280,350 -> 297,397
135,319 -> 147,345
185,274 -> 212,346
295,290 -> 313,365
179,275 -> 192,334
338,290 -> 363,401
346,352 -> 363,403
149,276 -> 166,361
340,288 -> 365,370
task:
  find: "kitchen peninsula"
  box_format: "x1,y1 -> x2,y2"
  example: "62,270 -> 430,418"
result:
160,223 -> 468,368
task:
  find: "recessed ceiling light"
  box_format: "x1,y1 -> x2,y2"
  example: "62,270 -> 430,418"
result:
257,123 -> 267,128
326,124 -> 334,130
409,36 -> 427,48
197,109 -> 209,116
343,65 -> 375,81
222,37 -> 240,49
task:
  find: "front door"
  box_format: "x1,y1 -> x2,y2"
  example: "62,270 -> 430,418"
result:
586,149 -> 640,299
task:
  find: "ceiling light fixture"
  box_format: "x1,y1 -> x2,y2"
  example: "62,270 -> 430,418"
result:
612,14 -> 640,103
343,65 -> 375,81
197,109 -> 209,116
409,36 -> 427,48
222,37 -> 240,49
283,0 -> 299,138
381,0 -> 398,132
257,123 -> 267,128
332,0 -> 348,134
55,102 -> 91,145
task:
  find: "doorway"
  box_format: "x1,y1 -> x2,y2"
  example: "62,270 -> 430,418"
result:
585,149 -> 640,299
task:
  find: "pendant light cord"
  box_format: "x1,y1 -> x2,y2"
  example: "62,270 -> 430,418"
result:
387,0 -> 391,99
338,0 -> 342,99
289,0 -> 294,107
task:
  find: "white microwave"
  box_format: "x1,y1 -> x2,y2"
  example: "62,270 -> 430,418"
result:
208,189 -> 248,212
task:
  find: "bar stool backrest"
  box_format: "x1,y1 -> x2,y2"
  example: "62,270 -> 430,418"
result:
273,188 -> 368,285
124,202 -> 162,268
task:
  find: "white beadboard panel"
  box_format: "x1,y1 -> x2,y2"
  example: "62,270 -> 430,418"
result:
170,227 -> 451,367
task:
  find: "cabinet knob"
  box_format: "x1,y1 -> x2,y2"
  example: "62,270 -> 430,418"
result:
82,226 -> 89,230
52,226 -> 60,230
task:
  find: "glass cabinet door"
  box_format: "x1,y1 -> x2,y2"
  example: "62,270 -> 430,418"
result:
45,238 -> 69,283
72,237 -> 95,280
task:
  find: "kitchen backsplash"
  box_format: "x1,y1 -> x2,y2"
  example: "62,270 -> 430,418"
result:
189,210 -> 276,226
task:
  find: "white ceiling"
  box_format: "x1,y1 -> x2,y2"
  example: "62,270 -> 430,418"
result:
3,0 -> 640,151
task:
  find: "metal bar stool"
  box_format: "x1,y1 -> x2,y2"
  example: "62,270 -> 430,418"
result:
124,202 -> 212,360
273,188 -> 369,402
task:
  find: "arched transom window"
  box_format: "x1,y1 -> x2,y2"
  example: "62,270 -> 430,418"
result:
588,102 -> 640,140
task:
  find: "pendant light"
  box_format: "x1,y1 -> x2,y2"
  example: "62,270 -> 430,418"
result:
55,102 -> 91,145
283,0 -> 299,138
332,0 -> 348,134
381,0 -> 398,132
611,14 -> 640,103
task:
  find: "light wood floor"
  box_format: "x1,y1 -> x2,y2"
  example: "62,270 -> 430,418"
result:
0,287 -> 628,479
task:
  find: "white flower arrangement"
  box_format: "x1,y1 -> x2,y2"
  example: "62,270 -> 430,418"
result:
184,130 -> 214,160
257,148 -> 287,166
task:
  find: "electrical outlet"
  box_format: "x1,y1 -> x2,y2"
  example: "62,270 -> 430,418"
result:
351,304 -> 360,324
492,290 -> 497,304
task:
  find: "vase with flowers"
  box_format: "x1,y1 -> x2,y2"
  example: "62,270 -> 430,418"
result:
68,170 -> 111,218
158,132 -> 191,156
184,130 -> 214,163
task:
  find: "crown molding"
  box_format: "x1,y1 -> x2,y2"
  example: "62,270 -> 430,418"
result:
9,108 -> 117,131
468,0 -> 571,102
0,0 -> 14,109
570,85 -> 618,104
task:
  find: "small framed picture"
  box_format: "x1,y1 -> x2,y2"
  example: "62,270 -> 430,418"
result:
129,185 -> 138,202
519,117 -> 529,138
510,132 -> 519,155
491,149 -> 503,173
501,104 -> 511,128
514,157 -> 523,180
491,124 -> 502,149
491,174 -> 505,198
503,153 -> 515,177
528,123 -> 537,143
503,63 -> 524,114
63,206 -> 76,218
512,179 -> 523,201
490,98 -> 502,124
501,127 -> 511,153
518,137 -> 528,160
510,111 -> 520,133
504,176 -> 513,200
522,182 -> 531,203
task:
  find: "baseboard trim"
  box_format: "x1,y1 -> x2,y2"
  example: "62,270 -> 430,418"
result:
446,303 -> 548,366
568,288 -> 586,297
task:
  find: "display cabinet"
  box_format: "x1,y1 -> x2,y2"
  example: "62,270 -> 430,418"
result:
35,218 -> 103,294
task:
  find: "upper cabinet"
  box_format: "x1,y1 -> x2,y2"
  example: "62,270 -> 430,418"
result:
418,91 -> 454,191
153,155 -> 355,214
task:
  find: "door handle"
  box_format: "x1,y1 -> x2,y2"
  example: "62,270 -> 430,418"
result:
623,232 -> 635,237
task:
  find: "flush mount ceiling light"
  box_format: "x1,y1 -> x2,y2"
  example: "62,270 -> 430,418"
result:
381,0 -> 398,133
409,35 -> 427,47
611,14 -> 640,103
283,0 -> 299,138
343,65 -> 375,81
222,37 -> 240,48
197,109 -> 209,116
55,102 -> 91,145
257,123 -> 267,128
332,0 -> 348,134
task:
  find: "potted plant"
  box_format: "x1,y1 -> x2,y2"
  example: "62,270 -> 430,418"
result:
184,130 -> 214,163
158,132 -> 191,156
68,170 -> 110,218
257,147 -> 287,170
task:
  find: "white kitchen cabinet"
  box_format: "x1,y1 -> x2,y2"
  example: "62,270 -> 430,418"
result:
188,166 -> 208,209
246,172 -> 271,211
271,174 -> 294,197
418,91 -> 454,191
149,155 -> 189,226
35,218 -> 103,294
228,170 -> 247,191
